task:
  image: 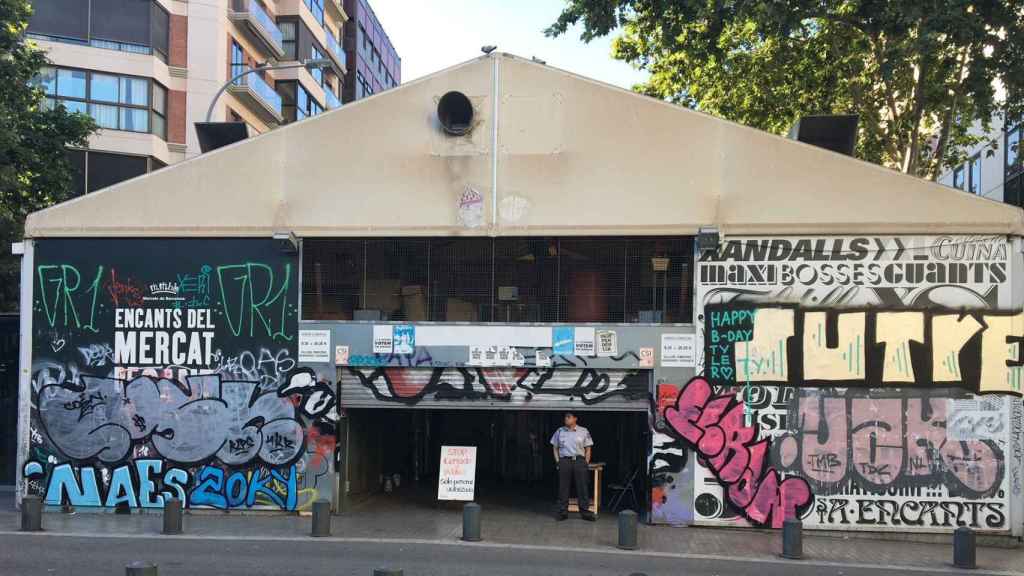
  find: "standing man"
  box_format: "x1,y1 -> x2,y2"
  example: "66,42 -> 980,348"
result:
551,412 -> 595,521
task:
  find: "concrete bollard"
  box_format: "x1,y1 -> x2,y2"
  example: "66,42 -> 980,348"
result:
372,570 -> 403,576
617,510 -> 638,550
781,519 -> 803,560
162,497 -> 182,535
462,502 -> 481,542
953,526 -> 976,569
311,499 -> 331,537
21,495 -> 43,532
125,561 -> 158,576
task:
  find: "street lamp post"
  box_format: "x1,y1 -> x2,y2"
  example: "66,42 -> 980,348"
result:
204,58 -> 333,123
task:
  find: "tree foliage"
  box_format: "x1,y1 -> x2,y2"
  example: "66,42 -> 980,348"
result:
547,0 -> 1024,179
0,0 -> 95,312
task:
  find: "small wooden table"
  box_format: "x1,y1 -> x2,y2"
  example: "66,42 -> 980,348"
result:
568,462 -> 604,515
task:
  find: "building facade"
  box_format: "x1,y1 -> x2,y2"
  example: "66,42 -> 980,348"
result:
937,116 -> 1023,208
26,0 -> 358,194
341,0 -> 399,102
15,54 -> 1024,538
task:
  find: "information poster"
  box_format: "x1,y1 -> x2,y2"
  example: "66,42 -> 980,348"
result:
298,330 -> 331,362
438,446 -> 477,501
661,333 -> 696,367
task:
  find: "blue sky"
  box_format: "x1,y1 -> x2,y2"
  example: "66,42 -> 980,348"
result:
367,0 -> 649,89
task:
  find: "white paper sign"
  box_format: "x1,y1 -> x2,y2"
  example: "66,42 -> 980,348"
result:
661,333 -> 696,367
574,327 -> 596,357
438,445 -> 477,501
596,330 -> 617,357
535,349 -> 552,367
373,325 -> 393,354
298,330 -> 331,362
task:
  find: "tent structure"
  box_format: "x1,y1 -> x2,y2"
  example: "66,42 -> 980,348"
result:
25,52 -> 1024,238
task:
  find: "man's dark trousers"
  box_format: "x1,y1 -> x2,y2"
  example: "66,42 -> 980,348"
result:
557,456 -> 590,514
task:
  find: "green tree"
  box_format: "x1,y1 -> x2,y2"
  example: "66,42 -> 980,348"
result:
548,0 -> 1024,179
0,0 -> 95,312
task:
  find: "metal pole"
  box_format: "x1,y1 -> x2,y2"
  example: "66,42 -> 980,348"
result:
617,510 -> 638,550
125,562 -> 158,576
162,497 -> 182,535
311,499 -> 331,537
20,495 -> 41,532
953,526 -> 976,569
462,502 -> 481,542
204,62 -> 310,123
781,518 -> 803,560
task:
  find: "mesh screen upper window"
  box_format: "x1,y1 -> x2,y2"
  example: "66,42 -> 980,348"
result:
28,0 -> 89,40
303,237 -> 694,323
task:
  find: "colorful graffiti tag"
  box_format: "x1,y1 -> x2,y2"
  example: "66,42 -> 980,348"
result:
676,235 -> 1019,532
342,366 -> 648,406
659,377 -> 813,528
25,239 -> 335,511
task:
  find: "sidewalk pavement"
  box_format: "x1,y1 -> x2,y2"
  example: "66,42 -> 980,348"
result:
1,493 -> 1020,574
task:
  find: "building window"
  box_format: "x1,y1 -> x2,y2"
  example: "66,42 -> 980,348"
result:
1007,122 -> 1021,178
304,0 -> 324,26
310,46 -> 324,85
279,20 -> 297,60
296,84 -> 323,120
952,165 -> 965,190
303,237 -> 694,323
67,149 -> 159,195
231,40 -> 246,78
27,0 -> 168,62
967,154 -> 981,194
34,66 -> 166,138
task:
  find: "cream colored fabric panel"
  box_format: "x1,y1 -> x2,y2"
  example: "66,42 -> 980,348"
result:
26,129 -> 286,236
279,57 -> 493,236
26,57 -> 495,238
24,53 -> 1024,238
495,56 -> 718,235
715,115 -> 1024,235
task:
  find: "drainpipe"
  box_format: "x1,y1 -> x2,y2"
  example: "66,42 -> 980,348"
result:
491,53 -> 500,230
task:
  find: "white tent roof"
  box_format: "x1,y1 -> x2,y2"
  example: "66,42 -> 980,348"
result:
26,53 -> 1024,238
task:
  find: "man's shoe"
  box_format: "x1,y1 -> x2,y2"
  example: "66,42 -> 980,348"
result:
581,512 -> 596,522
556,513 -> 568,521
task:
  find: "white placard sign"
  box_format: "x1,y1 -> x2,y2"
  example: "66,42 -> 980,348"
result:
596,329 -> 617,357
372,325 -> 394,354
298,330 -> 331,362
438,445 -> 477,501
661,333 -> 696,367
574,327 -> 596,357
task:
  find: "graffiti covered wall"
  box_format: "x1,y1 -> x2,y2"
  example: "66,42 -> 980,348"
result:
654,235 -> 1022,533
23,239 -> 337,511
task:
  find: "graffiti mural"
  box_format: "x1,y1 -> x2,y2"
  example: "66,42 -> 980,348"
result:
705,304 -> 1023,396
25,238 -> 335,511
658,377 -> 812,528
774,389 -> 1009,529
677,235 -> 1021,532
341,366 -> 648,406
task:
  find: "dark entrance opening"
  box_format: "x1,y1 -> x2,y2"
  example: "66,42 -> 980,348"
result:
0,314 -> 18,486
344,408 -> 648,516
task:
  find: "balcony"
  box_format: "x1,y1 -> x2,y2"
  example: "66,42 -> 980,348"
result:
324,88 -> 342,110
228,0 -> 285,59
227,70 -> 284,125
325,32 -> 347,74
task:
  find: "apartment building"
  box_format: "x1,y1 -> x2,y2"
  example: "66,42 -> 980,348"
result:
26,0 -> 354,194
937,115 -> 1023,207
342,0 -> 399,102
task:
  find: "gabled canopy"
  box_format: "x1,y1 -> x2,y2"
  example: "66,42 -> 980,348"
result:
26,53 -> 1024,238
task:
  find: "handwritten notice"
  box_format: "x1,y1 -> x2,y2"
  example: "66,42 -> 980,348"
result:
596,330 -> 617,357
639,347 -> 655,368
705,308 -> 756,383
438,445 -> 477,501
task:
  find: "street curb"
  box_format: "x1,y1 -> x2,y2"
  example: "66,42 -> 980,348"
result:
0,530 -> 1016,576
